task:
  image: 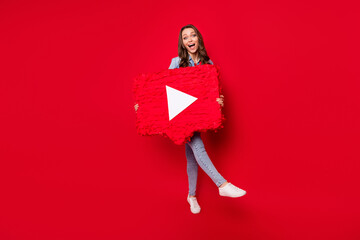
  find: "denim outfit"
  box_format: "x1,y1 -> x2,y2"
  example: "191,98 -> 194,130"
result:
169,55 -> 227,196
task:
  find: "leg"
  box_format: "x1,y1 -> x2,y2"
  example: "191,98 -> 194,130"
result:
185,142 -> 198,197
187,132 -> 227,187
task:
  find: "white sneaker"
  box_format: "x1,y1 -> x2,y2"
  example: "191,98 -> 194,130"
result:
219,182 -> 246,198
187,195 -> 201,214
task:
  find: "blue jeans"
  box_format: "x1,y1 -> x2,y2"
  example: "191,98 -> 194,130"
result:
185,132 -> 227,196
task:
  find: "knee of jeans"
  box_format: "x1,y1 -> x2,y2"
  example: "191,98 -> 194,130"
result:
194,141 -> 205,151
187,165 -> 198,171
187,160 -> 198,166
186,157 -> 197,165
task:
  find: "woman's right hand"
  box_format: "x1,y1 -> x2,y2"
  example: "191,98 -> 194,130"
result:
134,103 -> 139,112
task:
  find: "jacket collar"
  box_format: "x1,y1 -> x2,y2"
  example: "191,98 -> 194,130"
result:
188,54 -> 200,64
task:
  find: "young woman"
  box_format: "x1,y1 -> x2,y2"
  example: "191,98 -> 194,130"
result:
135,24 -> 246,214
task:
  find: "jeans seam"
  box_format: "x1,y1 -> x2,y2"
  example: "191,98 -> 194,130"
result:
194,142 -> 219,183
186,143 -> 197,196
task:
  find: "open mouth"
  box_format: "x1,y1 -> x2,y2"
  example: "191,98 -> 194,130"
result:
188,44 -> 195,49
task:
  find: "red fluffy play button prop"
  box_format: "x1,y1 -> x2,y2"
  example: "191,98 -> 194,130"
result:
133,64 -> 225,145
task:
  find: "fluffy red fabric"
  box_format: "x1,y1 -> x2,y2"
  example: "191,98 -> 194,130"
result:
133,64 -> 225,145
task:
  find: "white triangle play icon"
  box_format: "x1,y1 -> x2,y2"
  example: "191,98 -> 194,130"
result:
166,85 -> 197,121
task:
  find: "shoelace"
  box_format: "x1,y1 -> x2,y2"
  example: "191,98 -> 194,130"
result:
188,197 -> 200,208
231,184 -> 242,191
221,183 -> 241,191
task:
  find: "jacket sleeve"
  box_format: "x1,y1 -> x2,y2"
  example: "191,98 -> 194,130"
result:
169,57 -> 179,69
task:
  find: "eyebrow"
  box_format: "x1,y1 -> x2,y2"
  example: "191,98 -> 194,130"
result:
182,32 -> 196,37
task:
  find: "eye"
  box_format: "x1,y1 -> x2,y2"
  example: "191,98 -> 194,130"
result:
183,37 -> 188,40
192,34 -> 196,37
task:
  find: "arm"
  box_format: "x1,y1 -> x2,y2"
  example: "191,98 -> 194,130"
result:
169,57 -> 180,69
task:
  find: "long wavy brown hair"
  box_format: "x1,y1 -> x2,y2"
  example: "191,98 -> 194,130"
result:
178,24 -> 211,68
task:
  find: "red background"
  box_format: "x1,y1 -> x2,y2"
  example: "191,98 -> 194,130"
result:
1,0 -> 359,239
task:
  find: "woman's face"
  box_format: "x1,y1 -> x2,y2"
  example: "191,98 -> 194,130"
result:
182,28 -> 199,54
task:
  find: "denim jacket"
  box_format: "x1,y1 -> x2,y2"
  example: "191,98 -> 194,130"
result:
168,55 -> 223,99
169,55 -> 214,69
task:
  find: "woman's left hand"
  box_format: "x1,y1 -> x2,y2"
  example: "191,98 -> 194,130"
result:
216,94 -> 224,107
